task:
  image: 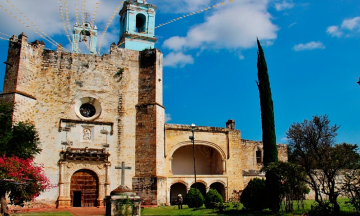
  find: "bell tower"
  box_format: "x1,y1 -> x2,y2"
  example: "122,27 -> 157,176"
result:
72,21 -> 98,54
118,0 -> 157,51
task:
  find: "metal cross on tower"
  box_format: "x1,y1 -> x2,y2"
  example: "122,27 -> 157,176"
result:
115,162 -> 131,186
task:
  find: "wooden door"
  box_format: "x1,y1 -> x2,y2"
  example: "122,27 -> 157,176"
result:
70,169 -> 99,207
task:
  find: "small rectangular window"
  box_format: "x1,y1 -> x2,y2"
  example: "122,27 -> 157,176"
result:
256,151 -> 262,163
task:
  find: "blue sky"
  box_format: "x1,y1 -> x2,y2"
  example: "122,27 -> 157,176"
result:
0,0 -> 360,144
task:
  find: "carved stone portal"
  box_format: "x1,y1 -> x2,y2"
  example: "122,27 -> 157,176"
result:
58,148 -> 111,208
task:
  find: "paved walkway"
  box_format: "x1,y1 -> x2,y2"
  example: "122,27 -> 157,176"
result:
15,207 -> 105,216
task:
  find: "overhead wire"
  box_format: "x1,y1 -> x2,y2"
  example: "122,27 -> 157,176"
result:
91,1 -> 100,27
97,1 -> 123,54
63,0 -> 73,44
58,0 -> 73,47
75,0 -> 80,24
0,37 -> 9,41
0,4 -> 63,50
81,0 -> 86,25
0,32 -> 11,37
153,0 -> 233,30
6,0 -> 60,48
117,0 -> 235,50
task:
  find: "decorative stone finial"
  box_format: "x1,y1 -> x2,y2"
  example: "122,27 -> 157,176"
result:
18,32 -> 28,42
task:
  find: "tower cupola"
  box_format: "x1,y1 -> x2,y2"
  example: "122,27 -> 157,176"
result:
118,0 -> 157,51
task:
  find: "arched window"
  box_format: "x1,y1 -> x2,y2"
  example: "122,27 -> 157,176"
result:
136,14 -> 146,33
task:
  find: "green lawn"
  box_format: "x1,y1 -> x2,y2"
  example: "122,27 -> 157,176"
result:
11,199 -> 358,216
143,198 -> 357,215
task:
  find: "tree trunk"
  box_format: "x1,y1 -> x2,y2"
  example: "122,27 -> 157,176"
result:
0,189 -> 8,216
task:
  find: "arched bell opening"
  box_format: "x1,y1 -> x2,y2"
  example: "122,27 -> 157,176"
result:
210,182 -> 226,201
136,13 -> 146,33
170,183 -> 187,205
191,182 -> 206,198
172,145 -> 223,175
70,169 -> 99,207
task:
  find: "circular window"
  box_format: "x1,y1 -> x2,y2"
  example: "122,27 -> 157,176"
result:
79,104 -> 96,117
75,97 -> 102,121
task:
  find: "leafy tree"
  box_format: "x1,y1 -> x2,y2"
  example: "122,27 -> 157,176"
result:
185,188 -> 204,208
240,178 -> 267,211
0,102 -> 49,215
256,38 -> 280,211
341,170 -> 360,213
0,156 -> 54,215
286,115 -> 360,214
262,162 -> 310,213
204,189 -> 223,209
0,102 -> 41,159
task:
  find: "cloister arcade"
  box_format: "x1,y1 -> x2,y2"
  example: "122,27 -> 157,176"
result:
167,143 -> 227,205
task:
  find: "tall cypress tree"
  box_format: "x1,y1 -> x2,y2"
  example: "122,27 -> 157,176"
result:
256,38 -> 280,211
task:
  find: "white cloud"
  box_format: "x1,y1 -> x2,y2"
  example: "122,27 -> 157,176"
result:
326,26 -> 343,38
165,113 -> 172,122
163,36 -> 187,51
341,17 -> 360,30
274,0 -> 294,11
162,0 -> 278,66
293,41 -> 325,51
327,17 -> 360,38
288,22 -> 297,28
0,0 -> 122,51
163,52 -> 194,68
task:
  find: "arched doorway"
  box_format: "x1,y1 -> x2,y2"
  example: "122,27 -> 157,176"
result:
170,183 -> 187,205
70,169 -> 99,207
191,182 -> 206,198
210,182 -> 226,201
172,145 -> 223,175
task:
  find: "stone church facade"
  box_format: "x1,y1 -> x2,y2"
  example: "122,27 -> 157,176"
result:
0,0 -> 287,208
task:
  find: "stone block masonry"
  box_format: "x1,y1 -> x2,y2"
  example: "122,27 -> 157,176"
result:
134,49 -> 165,205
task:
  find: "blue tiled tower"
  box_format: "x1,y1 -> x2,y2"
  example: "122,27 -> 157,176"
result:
118,0 -> 157,51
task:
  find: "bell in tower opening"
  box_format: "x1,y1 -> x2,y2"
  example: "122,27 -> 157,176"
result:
72,21 -> 98,54
118,0 -> 157,51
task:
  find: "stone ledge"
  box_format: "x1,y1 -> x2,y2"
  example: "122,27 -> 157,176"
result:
165,124 -> 239,133
0,90 -> 36,100
242,170 -> 265,177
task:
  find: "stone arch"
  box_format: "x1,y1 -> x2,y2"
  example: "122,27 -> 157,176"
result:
170,179 -> 189,188
170,182 -> 187,205
208,180 -> 226,187
190,180 -> 208,188
170,141 -> 226,175
65,164 -> 105,184
169,140 -> 226,160
209,182 -> 226,201
190,181 -> 207,198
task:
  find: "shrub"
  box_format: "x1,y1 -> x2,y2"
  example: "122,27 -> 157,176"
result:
308,202 -> 334,216
185,188 -> 204,208
240,178 -> 267,211
205,189 -> 223,209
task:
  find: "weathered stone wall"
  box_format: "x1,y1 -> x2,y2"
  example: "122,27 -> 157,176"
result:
133,49 -> 165,205
164,123 -> 243,203
1,33 -> 144,207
